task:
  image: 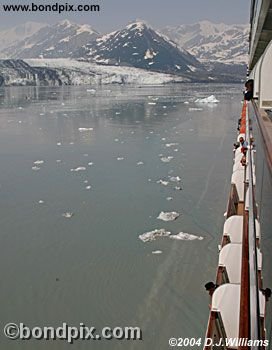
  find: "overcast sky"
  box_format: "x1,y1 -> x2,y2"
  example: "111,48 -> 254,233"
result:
0,0 -> 251,32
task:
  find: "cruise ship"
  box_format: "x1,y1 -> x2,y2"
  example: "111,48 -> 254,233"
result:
203,1 -> 272,348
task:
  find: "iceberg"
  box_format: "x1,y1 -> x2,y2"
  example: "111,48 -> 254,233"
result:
169,176 -> 181,183
62,212 -> 74,218
195,95 -> 219,104
170,232 -> 204,241
160,156 -> 174,163
70,167 -> 86,172
78,127 -> 93,131
157,211 -> 180,221
152,250 -> 163,255
157,180 -> 169,186
139,229 -> 171,242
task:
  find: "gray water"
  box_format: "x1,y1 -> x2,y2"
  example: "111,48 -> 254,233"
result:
0,84 -> 243,349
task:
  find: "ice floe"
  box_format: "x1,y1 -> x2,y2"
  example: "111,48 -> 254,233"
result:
38,200 -> 44,204
160,156 -> 174,163
117,157 -> 124,161
85,185 -> 92,190
33,160 -> 44,165
169,176 -> 181,183
152,250 -> 163,255
157,180 -> 169,186
137,161 -> 144,165
138,229 -> 171,242
195,95 -> 219,104
169,232 -> 204,241
165,143 -> 178,148
166,197 -> 173,201
70,167 -> 86,172
174,186 -> 182,191
189,107 -> 203,111
157,211 -> 180,221
78,127 -> 93,131
32,166 -> 40,171
62,212 -> 74,218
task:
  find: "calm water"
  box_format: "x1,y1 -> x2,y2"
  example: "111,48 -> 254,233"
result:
0,84 -> 243,349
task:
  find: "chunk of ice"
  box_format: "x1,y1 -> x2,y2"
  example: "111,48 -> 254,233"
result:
157,211 -> 180,221
161,156 -> 174,163
195,95 -> 219,104
157,180 -> 169,186
170,232 -> 204,241
169,176 -> 181,183
78,128 -> 93,131
34,160 -> 44,165
62,212 -> 74,218
139,229 -> 171,242
70,167 -> 86,172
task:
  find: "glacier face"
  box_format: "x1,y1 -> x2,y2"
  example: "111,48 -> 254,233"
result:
0,58 -> 191,87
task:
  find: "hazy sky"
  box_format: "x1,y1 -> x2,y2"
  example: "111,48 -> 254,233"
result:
0,0 -> 251,32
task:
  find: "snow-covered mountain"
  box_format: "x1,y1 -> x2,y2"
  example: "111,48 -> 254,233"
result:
73,21 -> 205,76
162,21 -> 249,65
0,22 -> 46,54
1,20 -> 99,59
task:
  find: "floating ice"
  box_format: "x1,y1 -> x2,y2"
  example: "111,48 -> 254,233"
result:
78,128 -> 93,132
38,200 -> 44,204
117,157 -> 124,161
87,89 -> 96,94
56,160 -> 62,163
85,186 -> 92,190
174,186 -> 182,191
57,142 -> 62,146
62,212 -> 74,218
139,229 -> 171,242
83,154 -> 89,157
170,232 -> 204,241
165,143 -> 178,148
157,180 -> 169,186
195,95 -> 219,104
152,250 -> 163,254
70,167 -> 86,172
161,156 -> 174,163
34,160 -> 44,165
184,101 -> 189,104
114,138 -> 119,142
32,166 -> 40,171
148,102 -> 156,105
189,108 -> 203,111
137,161 -> 144,165
157,211 -> 180,221
169,176 -> 181,183
88,162 -> 94,166
166,197 -> 173,201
